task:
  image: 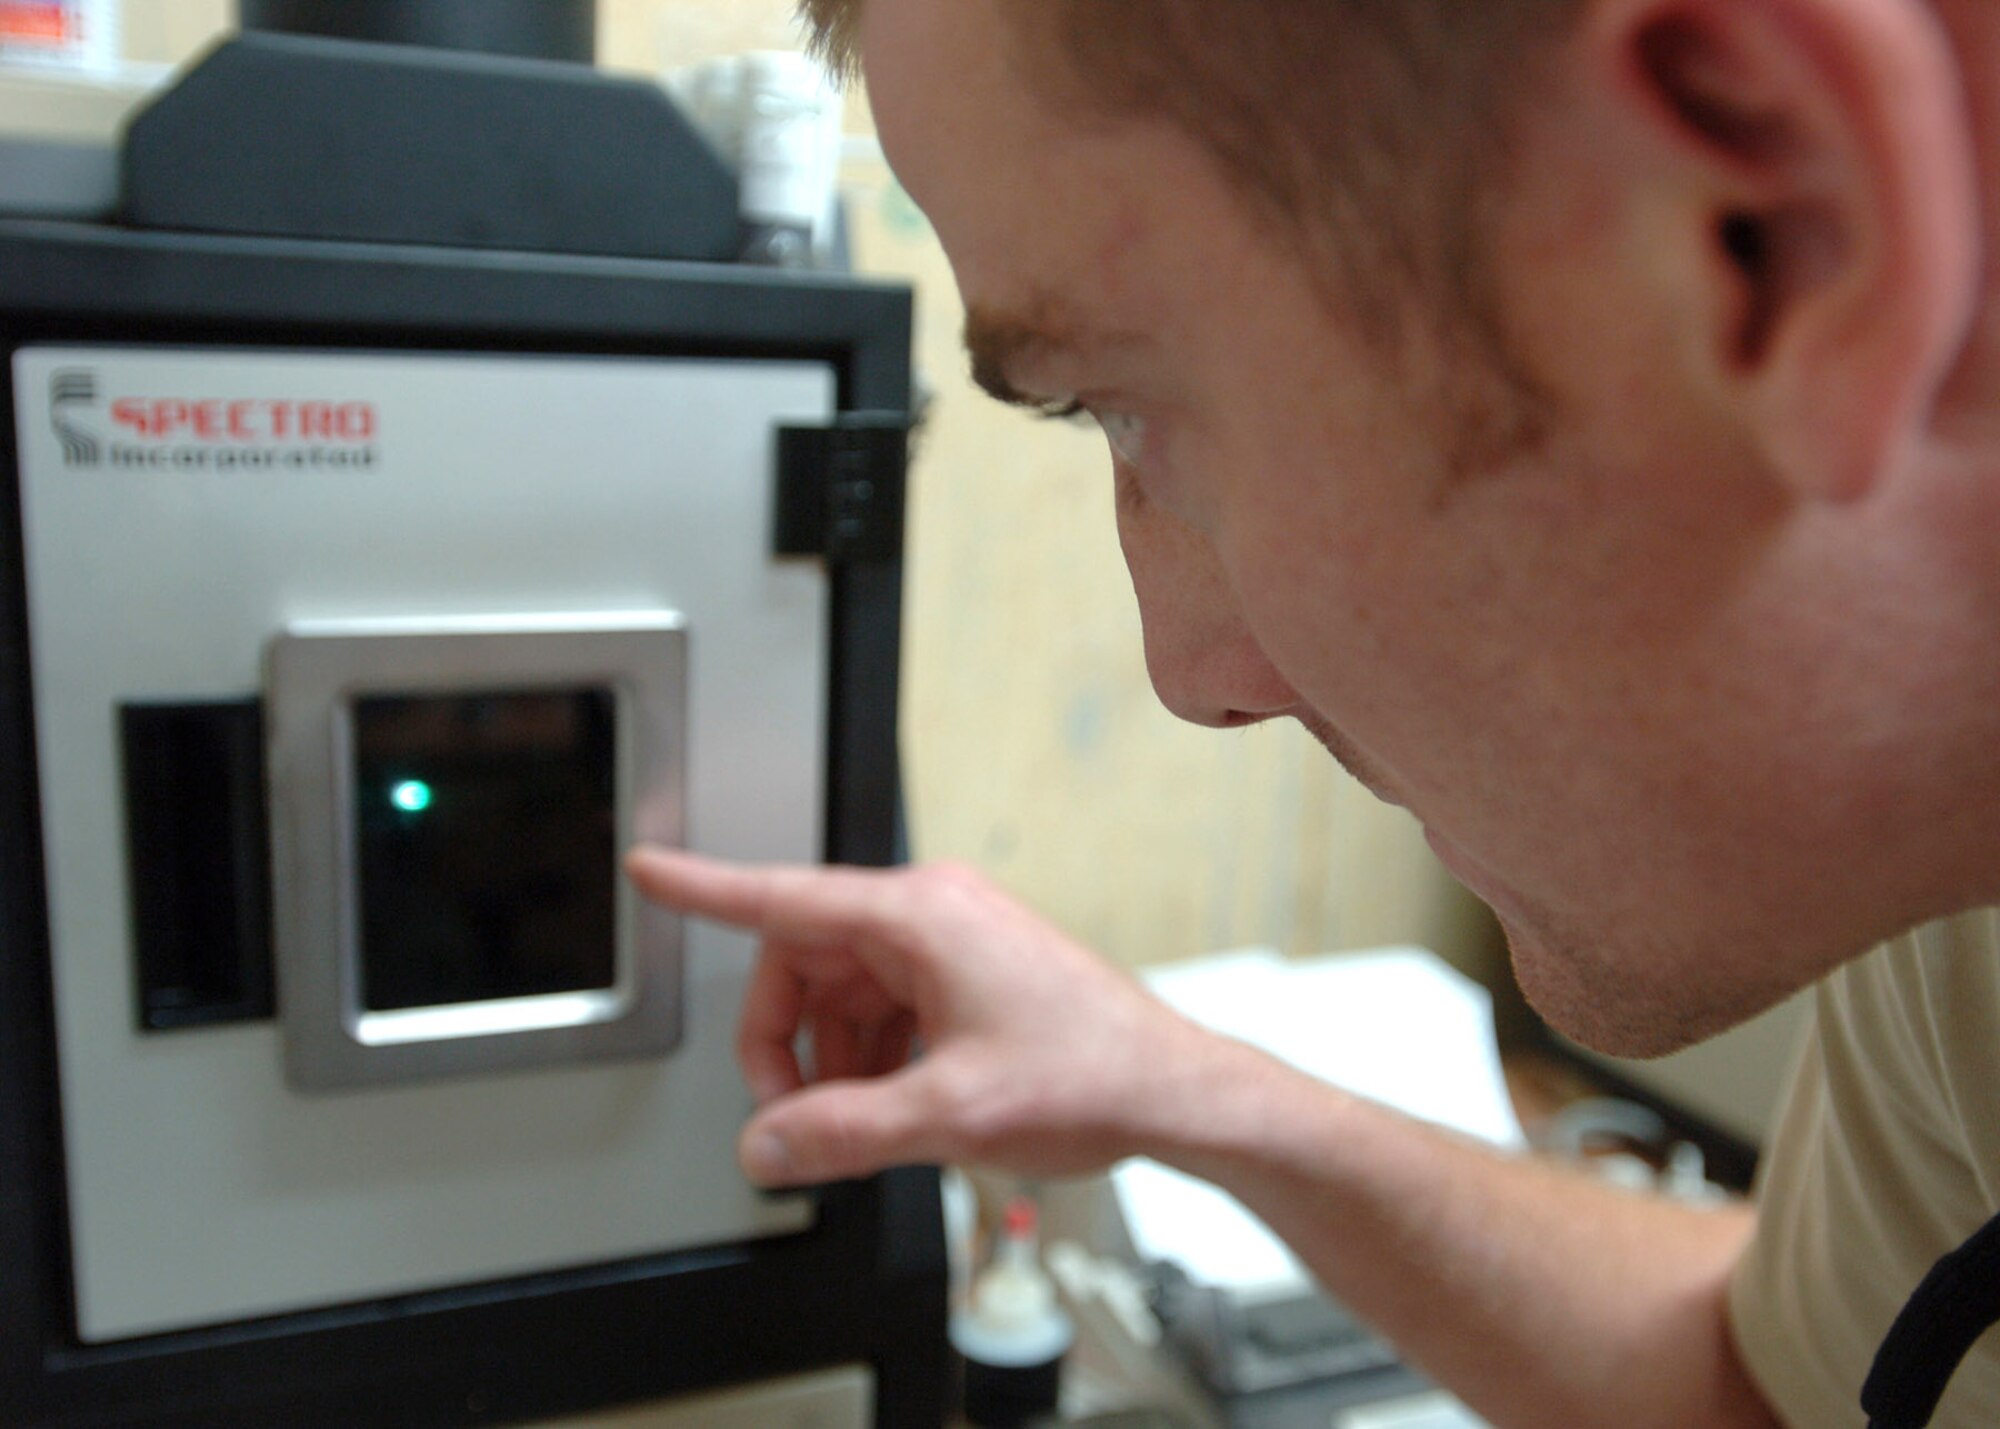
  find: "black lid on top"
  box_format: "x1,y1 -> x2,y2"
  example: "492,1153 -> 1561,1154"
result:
238,0 -> 595,64
121,30 -> 740,262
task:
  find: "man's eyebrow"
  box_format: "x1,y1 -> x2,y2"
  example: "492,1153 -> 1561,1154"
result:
962,299 -> 1147,410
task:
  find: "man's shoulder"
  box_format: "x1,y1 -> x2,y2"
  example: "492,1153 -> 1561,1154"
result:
1823,909 -> 2000,1063
1729,908 -> 2000,1428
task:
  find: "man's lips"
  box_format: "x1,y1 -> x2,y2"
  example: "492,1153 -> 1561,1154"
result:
1423,823 -> 1517,916
1287,708 -> 1521,916
1291,708 -> 1409,809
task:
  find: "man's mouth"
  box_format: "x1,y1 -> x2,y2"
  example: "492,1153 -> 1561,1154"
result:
1422,823 -> 1519,918
1289,707 -> 1520,914
1291,708 -> 1407,809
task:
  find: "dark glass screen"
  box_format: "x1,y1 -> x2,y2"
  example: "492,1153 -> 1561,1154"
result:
352,687 -> 618,1012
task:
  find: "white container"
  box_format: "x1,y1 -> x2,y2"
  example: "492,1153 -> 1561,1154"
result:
736,48 -> 840,261
0,0 -> 118,73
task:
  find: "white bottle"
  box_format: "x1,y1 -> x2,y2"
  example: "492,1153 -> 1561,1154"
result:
735,49 -> 836,266
950,1196 -> 1075,1428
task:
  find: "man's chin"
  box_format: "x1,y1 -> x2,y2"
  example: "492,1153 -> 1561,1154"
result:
1505,921 -> 1750,1060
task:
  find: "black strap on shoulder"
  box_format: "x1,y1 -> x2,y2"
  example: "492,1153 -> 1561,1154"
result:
1863,1205 -> 2000,1428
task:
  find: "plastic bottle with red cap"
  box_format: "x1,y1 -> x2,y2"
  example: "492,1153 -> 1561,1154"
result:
950,1195 -> 1076,1427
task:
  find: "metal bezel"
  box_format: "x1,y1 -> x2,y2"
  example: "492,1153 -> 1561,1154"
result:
265,611 -> 688,1091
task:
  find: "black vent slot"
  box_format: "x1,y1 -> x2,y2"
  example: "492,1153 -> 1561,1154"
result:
121,700 -> 275,1030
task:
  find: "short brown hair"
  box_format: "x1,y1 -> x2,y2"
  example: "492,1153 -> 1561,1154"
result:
805,1 -> 1583,461
798,0 -> 861,82
798,1 -> 1576,283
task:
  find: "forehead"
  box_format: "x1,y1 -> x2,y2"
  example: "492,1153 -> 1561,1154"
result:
856,0 -> 1247,321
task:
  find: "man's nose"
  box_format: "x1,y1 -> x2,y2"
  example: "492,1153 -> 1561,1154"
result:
1118,490 -> 1298,729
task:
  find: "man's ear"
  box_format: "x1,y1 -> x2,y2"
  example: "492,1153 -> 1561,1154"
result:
1584,0 -> 1979,501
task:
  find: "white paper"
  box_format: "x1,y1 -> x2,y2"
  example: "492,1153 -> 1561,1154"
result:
1112,946 -> 1524,1295
1336,1390 -> 1491,1429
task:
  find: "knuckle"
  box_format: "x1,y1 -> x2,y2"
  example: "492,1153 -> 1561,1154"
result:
811,1100 -> 879,1175
926,1063 -> 1022,1159
904,861 -> 996,925
959,1093 -> 1031,1161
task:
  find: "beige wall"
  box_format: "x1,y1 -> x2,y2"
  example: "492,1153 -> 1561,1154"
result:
118,1 -> 228,65
114,0 -> 1506,983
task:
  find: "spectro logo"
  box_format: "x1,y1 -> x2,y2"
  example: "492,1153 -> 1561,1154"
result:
108,397 -> 376,443
45,371 -> 380,472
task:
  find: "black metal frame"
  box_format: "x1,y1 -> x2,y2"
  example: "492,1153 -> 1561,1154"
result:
0,220 -> 947,1428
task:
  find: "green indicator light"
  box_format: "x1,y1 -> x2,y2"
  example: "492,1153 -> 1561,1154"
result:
390,779 -> 433,813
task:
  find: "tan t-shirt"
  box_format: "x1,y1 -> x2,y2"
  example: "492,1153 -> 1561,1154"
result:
1731,908 -> 2000,1427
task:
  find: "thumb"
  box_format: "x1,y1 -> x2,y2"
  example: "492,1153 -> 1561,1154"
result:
739,1069 -> 946,1186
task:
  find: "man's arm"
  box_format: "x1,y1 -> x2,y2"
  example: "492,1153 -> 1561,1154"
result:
625,849 -> 1782,1429
1163,1031 -> 1777,1428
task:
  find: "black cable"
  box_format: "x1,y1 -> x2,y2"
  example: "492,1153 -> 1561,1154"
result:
1862,1205 -> 2000,1428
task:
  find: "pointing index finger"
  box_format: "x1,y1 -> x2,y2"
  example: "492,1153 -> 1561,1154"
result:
622,845 -> 900,945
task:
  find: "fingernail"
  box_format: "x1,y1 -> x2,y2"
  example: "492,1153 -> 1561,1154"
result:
744,1131 -> 792,1184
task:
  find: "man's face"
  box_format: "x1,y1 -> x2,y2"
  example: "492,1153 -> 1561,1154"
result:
861,0 -> 1863,1055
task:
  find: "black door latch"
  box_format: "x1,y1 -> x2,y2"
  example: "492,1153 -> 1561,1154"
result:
774,413 -> 909,562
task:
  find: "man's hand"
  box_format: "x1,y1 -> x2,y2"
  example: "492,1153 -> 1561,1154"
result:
624,848 -> 1216,1187
628,847 -> 1780,1429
